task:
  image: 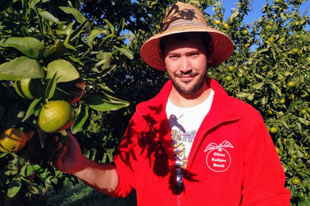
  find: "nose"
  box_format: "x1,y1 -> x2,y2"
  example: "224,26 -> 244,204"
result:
180,57 -> 192,74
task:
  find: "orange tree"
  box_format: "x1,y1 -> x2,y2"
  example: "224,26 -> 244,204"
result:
121,0 -> 310,204
0,0 -> 309,205
204,0 -> 309,204
0,0 -> 131,204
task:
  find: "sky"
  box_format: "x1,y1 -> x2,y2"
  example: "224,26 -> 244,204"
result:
208,0 -> 309,25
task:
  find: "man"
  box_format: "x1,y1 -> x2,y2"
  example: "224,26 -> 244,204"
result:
48,2 -> 291,205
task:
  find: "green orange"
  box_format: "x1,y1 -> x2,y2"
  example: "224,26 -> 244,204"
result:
15,78 -> 43,99
38,100 -> 74,133
269,127 -> 278,134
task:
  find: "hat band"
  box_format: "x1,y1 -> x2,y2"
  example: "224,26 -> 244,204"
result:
162,19 -> 208,32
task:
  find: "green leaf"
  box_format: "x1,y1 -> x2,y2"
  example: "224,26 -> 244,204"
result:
96,51 -> 112,69
46,59 -> 79,82
70,19 -> 89,41
0,152 -> 8,158
71,104 -> 89,134
103,19 -> 115,35
0,56 -> 44,80
7,178 -> 22,198
114,45 -> 134,60
87,93 -> 129,112
59,7 -> 88,25
27,184 -> 40,194
39,10 -> 60,24
298,118 -> 310,126
44,41 -> 67,58
45,72 -> 58,99
1,37 -> 45,59
87,28 -> 109,47
252,82 -> 264,90
22,98 -> 42,122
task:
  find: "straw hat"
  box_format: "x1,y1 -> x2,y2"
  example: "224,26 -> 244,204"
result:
140,2 -> 234,71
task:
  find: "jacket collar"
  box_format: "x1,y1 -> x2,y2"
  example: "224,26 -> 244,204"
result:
139,78 -> 240,124
136,78 -> 241,167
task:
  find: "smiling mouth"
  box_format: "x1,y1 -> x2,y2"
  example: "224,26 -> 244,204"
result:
176,73 -> 197,82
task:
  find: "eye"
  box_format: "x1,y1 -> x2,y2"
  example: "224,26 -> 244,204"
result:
190,52 -> 200,57
168,54 -> 179,59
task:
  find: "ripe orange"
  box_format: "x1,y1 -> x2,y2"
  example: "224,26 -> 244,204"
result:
15,78 -> 43,99
215,20 -> 221,25
38,100 -> 74,133
0,128 -> 27,153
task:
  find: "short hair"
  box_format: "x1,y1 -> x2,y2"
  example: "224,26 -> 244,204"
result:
159,32 -> 211,58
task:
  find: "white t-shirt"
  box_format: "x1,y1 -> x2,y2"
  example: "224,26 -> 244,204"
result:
166,89 -> 214,187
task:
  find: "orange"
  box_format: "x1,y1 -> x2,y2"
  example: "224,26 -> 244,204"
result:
0,128 -> 27,153
269,127 -> 278,134
38,100 -> 74,133
15,78 -> 43,99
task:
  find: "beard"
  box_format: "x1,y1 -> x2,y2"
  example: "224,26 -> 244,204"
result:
168,71 -> 207,95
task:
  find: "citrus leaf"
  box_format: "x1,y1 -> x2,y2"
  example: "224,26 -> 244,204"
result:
44,41 -> 67,58
59,7 -> 88,25
71,104 -> 88,134
22,97 -> 42,122
70,19 -> 89,41
27,184 -> 40,194
103,19 -> 115,35
87,28 -> 108,47
46,59 -> 79,83
0,56 -> 44,80
114,45 -> 134,60
45,72 -> 58,99
96,51 -> 112,70
39,10 -> 60,24
298,118 -> 310,126
87,93 -> 129,112
1,37 -> 45,59
7,178 -> 22,198
0,152 -> 8,158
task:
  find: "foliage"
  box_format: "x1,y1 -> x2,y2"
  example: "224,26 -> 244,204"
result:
45,181 -> 136,206
0,0 -> 132,203
0,0 -> 309,205
206,0 -> 310,204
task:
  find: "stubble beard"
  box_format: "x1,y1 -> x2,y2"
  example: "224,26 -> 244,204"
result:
169,72 -> 207,95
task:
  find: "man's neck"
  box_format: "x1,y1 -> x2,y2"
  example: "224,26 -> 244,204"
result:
168,82 -> 211,107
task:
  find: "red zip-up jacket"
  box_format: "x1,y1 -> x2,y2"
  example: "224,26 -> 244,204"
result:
112,78 -> 291,206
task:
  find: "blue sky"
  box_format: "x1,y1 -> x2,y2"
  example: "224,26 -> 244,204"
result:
210,0 -> 309,24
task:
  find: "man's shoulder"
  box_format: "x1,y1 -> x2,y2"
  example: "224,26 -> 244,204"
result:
228,96 -> 263,120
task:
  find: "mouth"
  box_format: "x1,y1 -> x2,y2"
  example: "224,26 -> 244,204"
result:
176,73 -> 197,82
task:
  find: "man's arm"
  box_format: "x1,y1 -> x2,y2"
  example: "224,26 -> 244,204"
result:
47,132 -> 119,195
241,114 -> 291,205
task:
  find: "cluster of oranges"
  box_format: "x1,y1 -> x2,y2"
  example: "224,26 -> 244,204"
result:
0,79 -> 84,153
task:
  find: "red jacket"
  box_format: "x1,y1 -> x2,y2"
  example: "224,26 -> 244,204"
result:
112,78 -> 291,206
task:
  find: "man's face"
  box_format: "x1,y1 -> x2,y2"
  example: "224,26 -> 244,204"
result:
163,35 -> 208,96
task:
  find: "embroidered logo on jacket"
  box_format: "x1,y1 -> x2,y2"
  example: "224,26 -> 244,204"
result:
204,141 -> 234,172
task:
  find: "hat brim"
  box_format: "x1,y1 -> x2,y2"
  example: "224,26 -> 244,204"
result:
140,26 -> 234,71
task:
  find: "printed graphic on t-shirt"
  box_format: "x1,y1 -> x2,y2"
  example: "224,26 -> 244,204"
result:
170,127 -> 196,169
